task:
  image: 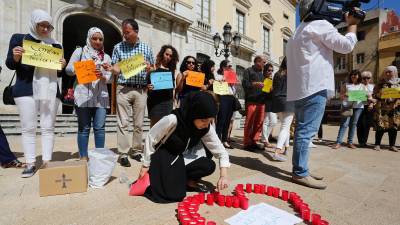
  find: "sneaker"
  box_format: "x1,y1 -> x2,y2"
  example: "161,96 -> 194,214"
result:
119,155 -> 131,167
21,165 -> 36,178
131,154 -> 143,162
389,146 -> 398,152
309,142 -> 317,148
272,154 -> 287,162
291,175 -> 327,189
374,145 -> 381,151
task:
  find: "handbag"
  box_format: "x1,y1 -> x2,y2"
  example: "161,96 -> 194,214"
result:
233,96 -> 242,111
340,104 -> 353,117
128,172 -> 150,196
3,72 -> 16,105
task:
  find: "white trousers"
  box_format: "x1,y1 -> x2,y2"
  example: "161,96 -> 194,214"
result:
15,96 -> 59,163
261,112 -> 278,142
276,112 -> 294,149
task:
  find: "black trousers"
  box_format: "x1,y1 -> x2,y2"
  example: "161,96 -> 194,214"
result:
186,156 -> 216,180
216,95 -> 235,142
375,128 -> 398,146
0,125 -> 17,165
357,107 -> 373,145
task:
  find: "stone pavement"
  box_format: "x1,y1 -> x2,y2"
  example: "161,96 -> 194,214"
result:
0,125 -> 399,225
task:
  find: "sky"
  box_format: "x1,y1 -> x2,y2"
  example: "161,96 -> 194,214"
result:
296,0 -> 400,25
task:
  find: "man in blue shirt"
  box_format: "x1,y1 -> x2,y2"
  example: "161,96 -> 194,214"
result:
111,19 -> 155,167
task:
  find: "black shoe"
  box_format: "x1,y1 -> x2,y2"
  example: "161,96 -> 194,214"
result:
131,154 -> 142,162
119,156 -> 131,167
186,183 -> 209,193
243,145 -> 256,152
21,165 -> 36,178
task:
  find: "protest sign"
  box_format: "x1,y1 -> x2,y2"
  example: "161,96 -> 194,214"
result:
186,71 -> 205,87
348,90 -> 368,102
381,87 -> 400,99
74,60 -> 98,84
150,72 -> 174,90
213,81 -> 230,95
224,70 -> 239,84
118,54 -> 147,79
22,40 -> 62,70
262,78 -> 273,93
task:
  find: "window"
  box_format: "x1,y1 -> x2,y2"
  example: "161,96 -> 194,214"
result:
357,31 -> 366,41
236,10 -> 245,34
283,40 -> 287,55
336,57 -> 346,70
356,53 -> 365,64
283,13 -> 289,20
263,27 -> 270,53
196,0 -> 210,22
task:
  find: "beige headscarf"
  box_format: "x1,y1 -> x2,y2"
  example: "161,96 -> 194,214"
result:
381,66 -> 399,84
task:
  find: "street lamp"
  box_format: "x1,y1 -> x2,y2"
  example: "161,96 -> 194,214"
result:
213,22 -> 241,59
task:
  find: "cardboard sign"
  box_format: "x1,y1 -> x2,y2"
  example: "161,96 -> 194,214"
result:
381,87 -> 400,99
224,70 -> 239,84
39,161 -> 88,197
186,71 -> 205,87
21,40 -> 62,70
150,71 -> 174,90
213,81 -> 230,95
118,54 -> 147,79
262,78 -> 273,93
348,90 -> 368,101
73,60 -> 98,84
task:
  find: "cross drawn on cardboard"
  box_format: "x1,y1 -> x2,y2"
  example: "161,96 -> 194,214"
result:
55,173 -> 72,189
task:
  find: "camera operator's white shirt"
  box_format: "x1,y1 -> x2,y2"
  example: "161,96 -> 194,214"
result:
287,20 -> 357,101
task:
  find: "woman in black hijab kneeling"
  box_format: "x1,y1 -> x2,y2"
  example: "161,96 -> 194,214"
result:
138,91 -> 230,203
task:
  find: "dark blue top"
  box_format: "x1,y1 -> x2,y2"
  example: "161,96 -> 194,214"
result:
5,33 -> 63,99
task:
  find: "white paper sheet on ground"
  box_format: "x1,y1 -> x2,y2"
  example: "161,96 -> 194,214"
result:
225,203 -> 303,225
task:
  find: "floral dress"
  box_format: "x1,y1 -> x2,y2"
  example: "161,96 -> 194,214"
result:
373,78 -> 400,131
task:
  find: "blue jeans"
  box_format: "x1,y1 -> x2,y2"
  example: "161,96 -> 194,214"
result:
336,108 -> 363,144
76,107 -> 107,157
292,90 -> 327,177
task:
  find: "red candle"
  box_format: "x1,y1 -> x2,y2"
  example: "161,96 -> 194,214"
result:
295,199 -> 303,212
206,222 -> 216,225
312,214 -> 321,225
236,184 -> 244,191
319,220 -> 329,225
213,191 -> 220,199
198,193 -> 205,204
245,183 -> 252,193
181,216 -> 191,225
281,190 -> 289,201
189,220 -> 198,225
273,187 -> 280,198
217,195 -> 225,206
225,196 -> 233,207
188,206 -> 198,212
260,184 -> 266,194
197,217 -> 206,225
301,208 -> 311,222
289,192 -> 297,202
253,184 -> 260,193
206,194 -> 214,206
267,186 -> 273,196
179,212 -> 189,221
232,196 -> 240,208
240,197 -> 249,210
191,213 -> 200,219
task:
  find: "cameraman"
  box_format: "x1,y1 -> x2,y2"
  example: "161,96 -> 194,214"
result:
287,0 -> 360,189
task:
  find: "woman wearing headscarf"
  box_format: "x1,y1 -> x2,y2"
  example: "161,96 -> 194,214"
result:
65,27 -> 112,160
137,91 -> 230,203
5,9 -> 66,177
372,66 -> 400,151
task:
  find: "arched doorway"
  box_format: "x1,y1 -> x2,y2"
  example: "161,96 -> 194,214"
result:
62,14 -> 122,114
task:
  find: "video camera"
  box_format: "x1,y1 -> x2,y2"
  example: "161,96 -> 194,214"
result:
303,0 -> 371,25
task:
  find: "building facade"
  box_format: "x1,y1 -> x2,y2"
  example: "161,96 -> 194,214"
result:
0,0 -> 296,113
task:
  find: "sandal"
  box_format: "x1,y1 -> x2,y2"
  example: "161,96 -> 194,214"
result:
264,142 -> 275,148
2,159 -> 26,168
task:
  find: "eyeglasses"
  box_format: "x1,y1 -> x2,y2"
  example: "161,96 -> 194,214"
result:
37,23 -> 54,32
362,77 -> 371,80
186,61 -> 195,65
267,69 -> 273,72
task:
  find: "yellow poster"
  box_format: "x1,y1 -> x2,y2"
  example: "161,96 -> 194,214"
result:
118,54 -> 147,79
21,40 -> 62,70
213,81 -> 230,95
381,87 -> 400,99
262,78 -> 273,93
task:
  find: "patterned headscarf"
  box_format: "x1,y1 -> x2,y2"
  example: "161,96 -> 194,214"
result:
382,66 -> 399,84
83,27 -> 105,62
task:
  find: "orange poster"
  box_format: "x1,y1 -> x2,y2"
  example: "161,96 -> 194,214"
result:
74,60 -> 98,84
186,71 -> 205,87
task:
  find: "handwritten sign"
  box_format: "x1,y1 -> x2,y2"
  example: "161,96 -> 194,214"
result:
262,78 -> 273,93
73,60 -> 97,84
150,72 -> 174,90
381,87 -> 400,99
213,81 -> 230,95
118,54 -> 147,79
348,90 -> 368,102
224,70 -> 239,84
21,40 -> 62,70
186,71 -> 205,87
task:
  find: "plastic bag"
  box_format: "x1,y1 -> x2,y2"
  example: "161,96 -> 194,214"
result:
88,148 -> 118,188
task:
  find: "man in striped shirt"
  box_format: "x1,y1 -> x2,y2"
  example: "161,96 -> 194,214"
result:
111,19 -> 155,167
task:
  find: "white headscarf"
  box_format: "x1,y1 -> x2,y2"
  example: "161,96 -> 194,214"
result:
82,27 -> 105,63
30,9 -> 59,101
382,65 -> 399,84
29,9 -> 57,44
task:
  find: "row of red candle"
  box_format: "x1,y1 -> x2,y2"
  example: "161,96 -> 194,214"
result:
177,194 -> 216,225
288,192 -> 329,225
206,192 -> 249,210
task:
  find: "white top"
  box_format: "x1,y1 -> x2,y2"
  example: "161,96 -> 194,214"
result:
65,47 -> 112,108
143,114 -> 230,168
287,20 -> 358,101
343,83 -> 368,109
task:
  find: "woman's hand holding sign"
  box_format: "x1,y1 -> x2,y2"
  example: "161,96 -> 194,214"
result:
12,46 -> 25,63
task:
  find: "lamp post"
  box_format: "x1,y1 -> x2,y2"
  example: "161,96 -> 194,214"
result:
213,22 -> 241,60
